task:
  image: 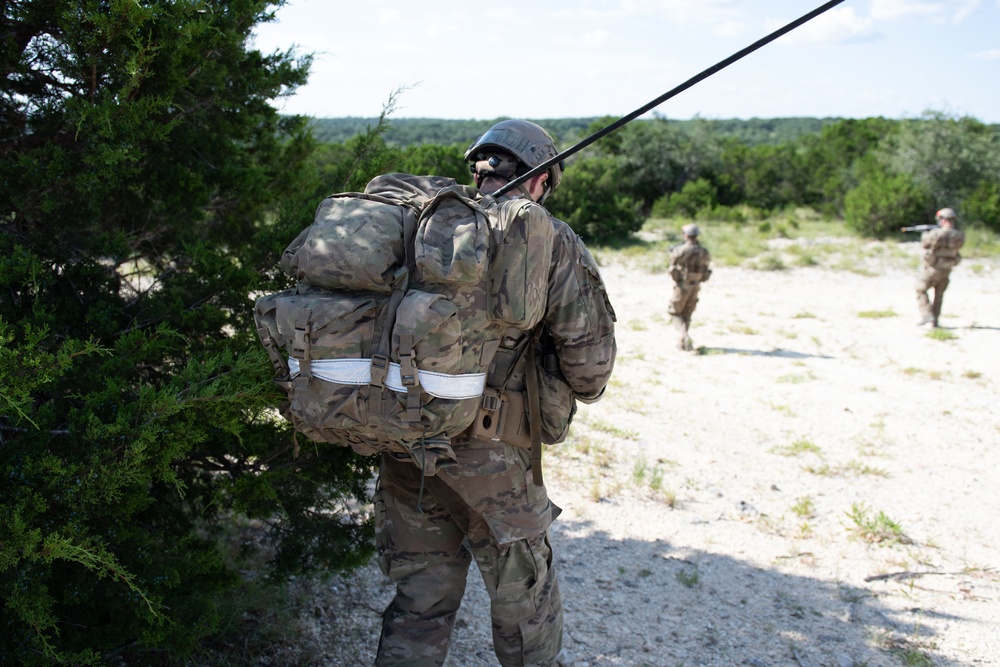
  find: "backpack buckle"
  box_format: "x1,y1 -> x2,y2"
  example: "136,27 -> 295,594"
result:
398,350 -> 418,388
370,354 -> 389,388
397,334 -> 419,389
480,388 -> 502,411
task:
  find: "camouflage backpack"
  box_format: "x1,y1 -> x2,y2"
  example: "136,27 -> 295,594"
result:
253,173 -> 556,460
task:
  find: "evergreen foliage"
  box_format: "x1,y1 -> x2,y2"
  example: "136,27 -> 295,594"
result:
875,112 -> 1000,232
1,1 -> 379,663
844,162 -> 933,237
652,178 -> 719,219
545,155 -> 644,243
309,117 -> 602,147
309,115 -> 840,148
310,113 -> 999,240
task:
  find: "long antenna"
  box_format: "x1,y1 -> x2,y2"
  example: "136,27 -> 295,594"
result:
492,0 -> 847,197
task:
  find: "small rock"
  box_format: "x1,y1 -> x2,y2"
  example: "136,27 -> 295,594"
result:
835,653 -> 854,667
556,648 -> 577,666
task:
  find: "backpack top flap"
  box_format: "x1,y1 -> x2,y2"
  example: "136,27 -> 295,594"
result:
279,174 -> 456,293
280,194 -> 408,292
414,185 -> 491,286
365,173 -> 457,202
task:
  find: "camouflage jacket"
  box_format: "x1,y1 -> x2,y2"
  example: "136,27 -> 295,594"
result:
536,216 -> 616,401
669,240 -> 712,284
462,212 -> 617,447
921,227 -> 965,270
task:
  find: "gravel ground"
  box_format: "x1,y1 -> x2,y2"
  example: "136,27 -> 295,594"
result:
265,244 -> 1000,667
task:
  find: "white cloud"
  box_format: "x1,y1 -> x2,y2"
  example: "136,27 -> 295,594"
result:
376,8 -> 402,25
777,7 -> 878,45
423,22 -> 461,39
713,19 -> 745,38
870,0 -> 945,21
970,48 -> 1000,59
581,29 -> 613,49
870,0 -> 982,22
952,0 -> 984,22
615,0 -> 741,23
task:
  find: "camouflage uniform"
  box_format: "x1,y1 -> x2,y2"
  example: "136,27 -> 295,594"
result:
374,216 -> 616,667
667,234 -> 712,350
915,226 -> 965,327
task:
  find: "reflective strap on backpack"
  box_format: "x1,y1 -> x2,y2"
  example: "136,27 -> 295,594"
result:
287,358 -> 487,400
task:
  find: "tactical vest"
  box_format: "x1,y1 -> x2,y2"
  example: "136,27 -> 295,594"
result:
924,228 -> 965,270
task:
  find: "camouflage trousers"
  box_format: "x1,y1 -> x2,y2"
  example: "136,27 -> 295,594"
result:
669,282 -> 701,333
373,440 -> 563,667
915,266 -> 951,324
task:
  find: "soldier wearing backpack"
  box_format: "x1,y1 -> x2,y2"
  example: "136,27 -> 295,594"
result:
373,120 -> 617,667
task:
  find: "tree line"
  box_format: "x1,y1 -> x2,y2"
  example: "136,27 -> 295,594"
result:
313,113 -> 1000,243
2,1 -> 999,665
310,115 -> 838,148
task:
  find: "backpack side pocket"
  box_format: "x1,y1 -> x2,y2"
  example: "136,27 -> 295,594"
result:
272,291 -> 384,435
382,289 -> 484,442
486,199 -> 553,329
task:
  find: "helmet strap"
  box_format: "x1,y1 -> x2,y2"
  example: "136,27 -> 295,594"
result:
472,153 -> 544,202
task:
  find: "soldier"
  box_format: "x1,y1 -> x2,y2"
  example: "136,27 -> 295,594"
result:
374,120 -> 617,667
915,207 -> 965,327
667,223 -> 712,351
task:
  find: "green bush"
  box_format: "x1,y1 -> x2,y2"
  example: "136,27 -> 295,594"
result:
651,178 -> 718,219
398,144 -> 472,184
547,155 -> 644,243
962,181 -> 1000,233
1,2 -> 377,664
844,166 -> 933,238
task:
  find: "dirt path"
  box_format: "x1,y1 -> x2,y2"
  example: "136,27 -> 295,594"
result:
281,245 -> 1000,667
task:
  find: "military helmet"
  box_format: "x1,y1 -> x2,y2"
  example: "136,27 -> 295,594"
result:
935,207 -> 957,221
682,223 -> 700,237
465,119 -> 563,195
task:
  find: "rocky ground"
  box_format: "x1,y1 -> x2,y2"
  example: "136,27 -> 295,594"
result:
267,239 -> 999,667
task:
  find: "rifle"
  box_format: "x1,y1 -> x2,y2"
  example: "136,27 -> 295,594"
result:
900,224 -> 939,233
492,0 -> 847,198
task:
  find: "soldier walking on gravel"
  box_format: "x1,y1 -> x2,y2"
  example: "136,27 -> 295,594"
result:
373,120 -> 617,667
668,223 -> 712,351
914,207 -> 965,327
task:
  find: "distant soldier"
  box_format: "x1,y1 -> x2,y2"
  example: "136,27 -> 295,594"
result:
668,223 -> 712,350
914,207 -> 965,327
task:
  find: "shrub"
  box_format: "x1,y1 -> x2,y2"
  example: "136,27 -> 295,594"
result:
0,3 -> 377,663
962,181 -> 1000,233
547,155 -> 644,243
651,178 -> 718,219
844,166 -> 933,238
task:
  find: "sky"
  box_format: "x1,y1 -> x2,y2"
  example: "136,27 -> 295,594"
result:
252,0 -> 1000,123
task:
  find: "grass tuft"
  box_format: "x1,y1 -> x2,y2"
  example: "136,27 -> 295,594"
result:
845,503 -> 910,545
857,308 -> 897,319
